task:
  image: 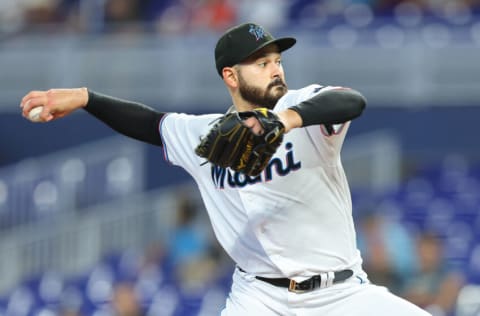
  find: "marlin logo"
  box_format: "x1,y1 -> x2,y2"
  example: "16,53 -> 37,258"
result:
249,24 -> 265,41
211,142 -> 301,189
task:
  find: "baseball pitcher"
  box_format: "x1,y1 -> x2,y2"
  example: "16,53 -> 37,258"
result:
21,23 -> 431,315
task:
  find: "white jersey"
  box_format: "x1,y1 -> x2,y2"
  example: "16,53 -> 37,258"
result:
160,84 -> 363,281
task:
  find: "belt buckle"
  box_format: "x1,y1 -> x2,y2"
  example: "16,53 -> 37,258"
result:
288,279 -> 310,294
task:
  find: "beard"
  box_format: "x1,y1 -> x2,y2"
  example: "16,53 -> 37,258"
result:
237,73 -> 288,109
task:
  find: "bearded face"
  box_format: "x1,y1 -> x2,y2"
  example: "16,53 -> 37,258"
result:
237,70 -> 288,109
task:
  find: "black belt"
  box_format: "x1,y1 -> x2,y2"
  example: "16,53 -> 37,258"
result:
239,268 -> 353,293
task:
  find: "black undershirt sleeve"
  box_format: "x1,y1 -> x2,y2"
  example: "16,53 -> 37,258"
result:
84,90 -> 165,146
289,88 -> 366,127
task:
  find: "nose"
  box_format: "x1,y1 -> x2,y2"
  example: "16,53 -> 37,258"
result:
271,63 -> 282,79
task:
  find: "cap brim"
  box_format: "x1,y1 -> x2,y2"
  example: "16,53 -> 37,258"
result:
274,37 -> 297,53
243,37 -> 296,61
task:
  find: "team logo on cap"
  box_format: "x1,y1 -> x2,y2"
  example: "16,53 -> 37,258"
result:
249,24 -> 265,41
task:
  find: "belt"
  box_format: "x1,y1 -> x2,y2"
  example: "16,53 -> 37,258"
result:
239,268 -> 354,294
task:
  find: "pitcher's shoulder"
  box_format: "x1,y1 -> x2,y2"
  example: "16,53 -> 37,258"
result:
275,84 -> 326,110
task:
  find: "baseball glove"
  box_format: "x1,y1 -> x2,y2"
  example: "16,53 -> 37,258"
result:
195,108 -> 285,177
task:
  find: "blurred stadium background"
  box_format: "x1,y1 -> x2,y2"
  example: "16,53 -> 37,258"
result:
1,0 -> 480,315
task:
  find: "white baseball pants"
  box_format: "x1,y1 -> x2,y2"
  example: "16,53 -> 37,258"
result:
220,267 -> 432,316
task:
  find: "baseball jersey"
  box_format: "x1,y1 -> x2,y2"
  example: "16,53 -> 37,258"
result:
160,84 -> 364,281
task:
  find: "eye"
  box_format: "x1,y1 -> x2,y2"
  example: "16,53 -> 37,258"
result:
258,62 -> 267,68
276,60 -> 282,65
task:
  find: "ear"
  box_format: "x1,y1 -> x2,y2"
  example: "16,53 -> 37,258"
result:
222,67 -> 239,88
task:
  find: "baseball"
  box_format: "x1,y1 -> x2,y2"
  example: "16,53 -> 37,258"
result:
28,106 -> 44,122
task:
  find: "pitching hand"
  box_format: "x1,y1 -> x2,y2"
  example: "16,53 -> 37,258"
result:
20,88 -> 89,122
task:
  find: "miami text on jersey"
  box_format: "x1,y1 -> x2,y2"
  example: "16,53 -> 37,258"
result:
211,142 -> 301,189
